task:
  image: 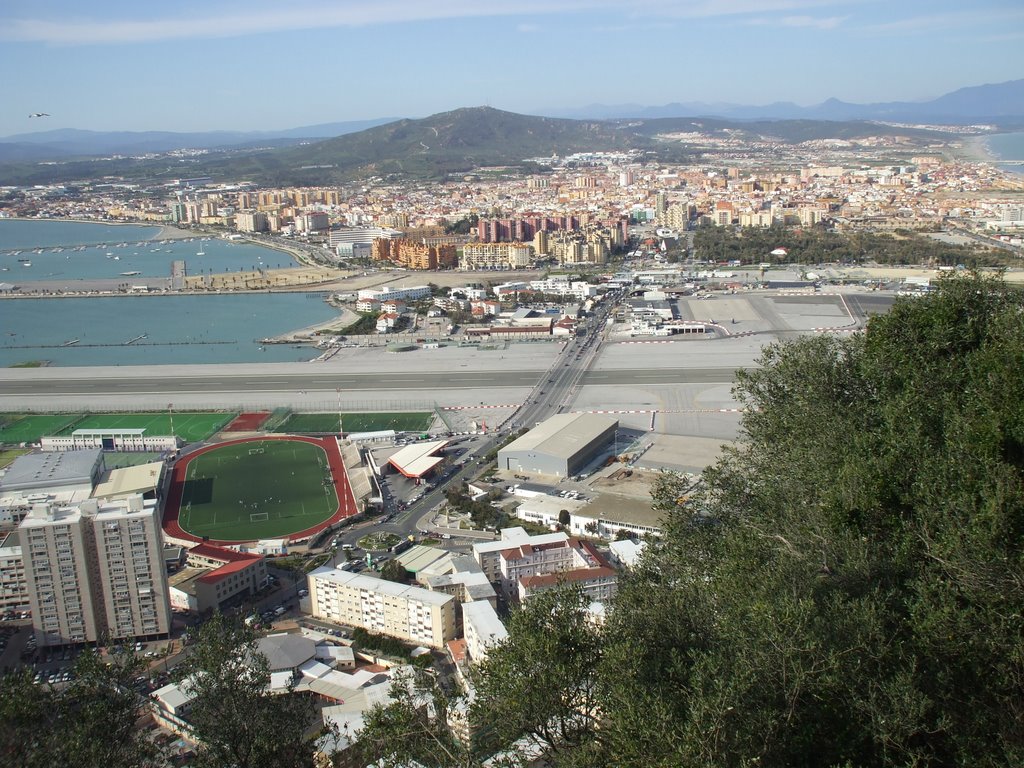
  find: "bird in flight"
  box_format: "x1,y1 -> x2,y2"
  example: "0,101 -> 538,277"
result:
29,112 -> 50,118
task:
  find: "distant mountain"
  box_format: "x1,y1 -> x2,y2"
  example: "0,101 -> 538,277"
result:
196,107 -> 668,184
0,107 -> 951,186
0,118 -> 398,162
550,78 -> 1024,124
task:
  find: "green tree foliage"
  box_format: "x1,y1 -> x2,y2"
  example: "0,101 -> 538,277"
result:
444,214 -> 479,235
329,275 -> 1024,767
380,558 -> 409,583
600,274 -> 1024,767
178,613 -> 320,768
470,587 -> 603,766
355,667 -> 472,768
0,649 -> 161,768
693,224 -> 1006,268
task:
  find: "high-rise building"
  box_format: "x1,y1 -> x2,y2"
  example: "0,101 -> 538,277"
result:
20,495 -> 170,647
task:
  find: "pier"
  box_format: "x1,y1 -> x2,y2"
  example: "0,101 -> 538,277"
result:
2,237 -> 205,258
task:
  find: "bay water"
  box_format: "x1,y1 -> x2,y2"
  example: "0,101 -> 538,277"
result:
0,220 -> 339,367
984,131 -> 1024,176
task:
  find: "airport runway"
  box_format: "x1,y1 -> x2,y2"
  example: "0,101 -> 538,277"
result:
0,367 -> 743,397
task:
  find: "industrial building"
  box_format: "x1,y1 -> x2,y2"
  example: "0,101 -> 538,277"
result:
497,413 -> 618,478
0,448 -> 105,526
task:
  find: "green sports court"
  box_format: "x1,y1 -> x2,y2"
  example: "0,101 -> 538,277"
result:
167,436 -> 348,543
272,411 -> 434,434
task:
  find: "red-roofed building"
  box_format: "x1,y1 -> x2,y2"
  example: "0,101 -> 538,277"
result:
478,531 -> 616,602
518,564 -> 618,602
168,543 -> 268,614
387,440 -> 449,479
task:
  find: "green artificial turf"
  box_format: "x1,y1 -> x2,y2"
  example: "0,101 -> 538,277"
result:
274,411 -> 433,434
177,439 -> 338,541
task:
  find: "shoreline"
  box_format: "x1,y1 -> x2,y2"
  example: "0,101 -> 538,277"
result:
958,135 -> 1000,164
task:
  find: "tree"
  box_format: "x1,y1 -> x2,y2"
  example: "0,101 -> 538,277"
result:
348,275 -> 1024,767
599,274 -> 1024,767
380,558 -> 408,583
557,509 -> 571,526
178,613 -> 321,768
470,587 -> 604,766
0,648 -> 162,768
355,666 -> 473,768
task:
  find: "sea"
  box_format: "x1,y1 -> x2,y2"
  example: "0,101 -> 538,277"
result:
0,219 -> 299,281
984,131 -> 1024,176
0,220 -> 341,367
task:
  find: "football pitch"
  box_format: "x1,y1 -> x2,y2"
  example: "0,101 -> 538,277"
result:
56,412 -> 234,443
176,439 -> 338,541
273,411 -> 434,434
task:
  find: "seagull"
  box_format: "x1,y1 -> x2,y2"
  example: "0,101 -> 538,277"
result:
29,112 -> 50,118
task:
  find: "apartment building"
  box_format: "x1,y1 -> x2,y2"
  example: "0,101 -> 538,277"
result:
372,239 -> 457,270
20,494 -> 170,647
0,533 -> 29,613
459,242 -> 534,270
461,600 -> 508,663
307,566 -> 456,649
235,211 -> 269,233
473,527 -> 618,603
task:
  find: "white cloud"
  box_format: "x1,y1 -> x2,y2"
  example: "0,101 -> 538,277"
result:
746,14 -> 847,29
0,0 -> 866,45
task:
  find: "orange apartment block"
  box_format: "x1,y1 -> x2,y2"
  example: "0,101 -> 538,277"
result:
371,239 -> 456,270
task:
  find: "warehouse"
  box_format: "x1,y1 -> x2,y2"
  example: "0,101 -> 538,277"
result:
498,413 -> 618,478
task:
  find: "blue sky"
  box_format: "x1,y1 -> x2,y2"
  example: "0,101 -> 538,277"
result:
1,0 -> 1022,137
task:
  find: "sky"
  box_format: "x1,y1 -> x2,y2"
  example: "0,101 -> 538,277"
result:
0,0 -> 1022,137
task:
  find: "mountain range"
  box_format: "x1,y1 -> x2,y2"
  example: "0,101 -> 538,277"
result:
1,79 -> 1020,168
549,78 -> 1024,123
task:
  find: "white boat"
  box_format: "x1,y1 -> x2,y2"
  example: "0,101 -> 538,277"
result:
21,261 -> 31,267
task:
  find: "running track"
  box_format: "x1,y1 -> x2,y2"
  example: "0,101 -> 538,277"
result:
163,435 -> 357,545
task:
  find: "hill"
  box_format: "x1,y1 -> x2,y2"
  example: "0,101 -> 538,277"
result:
196,107 -> 664,184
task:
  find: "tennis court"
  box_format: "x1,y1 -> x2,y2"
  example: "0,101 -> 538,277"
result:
174,437 -> 339,541
55,412 -> 235,443
273,411 -> 434,434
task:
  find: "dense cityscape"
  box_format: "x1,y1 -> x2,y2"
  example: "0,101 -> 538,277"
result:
1,4 -> 1023,762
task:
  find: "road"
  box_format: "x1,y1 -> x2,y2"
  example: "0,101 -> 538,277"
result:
0,365 -> 742,396
346,295 -> 630,547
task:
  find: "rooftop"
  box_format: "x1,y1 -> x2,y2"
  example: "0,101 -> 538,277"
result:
310,565 -> 455,607
0,448 -> 103,493
93,461 -> 164,499
387,440 -> 449,478
499,413 -> 617,461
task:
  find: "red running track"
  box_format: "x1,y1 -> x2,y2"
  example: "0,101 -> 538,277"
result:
162,435 -> 358,545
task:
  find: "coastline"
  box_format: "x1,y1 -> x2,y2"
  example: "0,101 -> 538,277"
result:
956,135 -> 1000,164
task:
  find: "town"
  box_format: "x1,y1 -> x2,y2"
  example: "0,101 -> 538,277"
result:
2,112 -> 1024,767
